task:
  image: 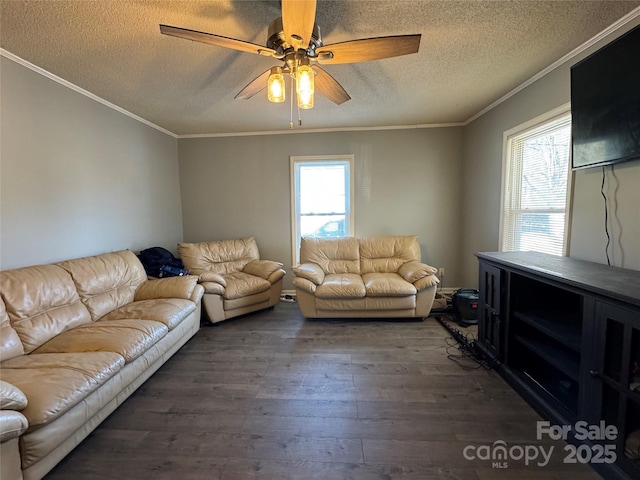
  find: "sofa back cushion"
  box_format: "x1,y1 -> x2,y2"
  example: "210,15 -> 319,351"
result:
56,250 -> 147,321
300,237 -> 361,275
0,297 -> 24,362
0,264 -> 92,354
360,236 -> 421,274
178,237 -> 260,275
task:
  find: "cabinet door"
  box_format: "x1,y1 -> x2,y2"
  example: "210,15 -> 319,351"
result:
587,301 -> 640,478
478,262 -> 503,361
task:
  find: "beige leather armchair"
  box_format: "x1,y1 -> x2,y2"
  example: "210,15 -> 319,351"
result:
178,237 -> 286,323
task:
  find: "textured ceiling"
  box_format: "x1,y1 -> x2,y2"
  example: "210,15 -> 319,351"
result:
1,1 -> 639,136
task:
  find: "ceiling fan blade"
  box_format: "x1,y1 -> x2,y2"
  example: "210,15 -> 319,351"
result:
313,66 -> 350,105
235,69 -> 273,100
316,34 -> 421,64
281,0 -> 317,50
160,24 -> 276,57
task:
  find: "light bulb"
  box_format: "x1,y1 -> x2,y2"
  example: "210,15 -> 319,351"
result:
268,67 -> 285,103
296,64 -> 314,109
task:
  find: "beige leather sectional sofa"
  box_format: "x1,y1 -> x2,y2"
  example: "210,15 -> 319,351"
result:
293,235 -> 440,318
178,237 -> 285,323
0,250 -> 204,480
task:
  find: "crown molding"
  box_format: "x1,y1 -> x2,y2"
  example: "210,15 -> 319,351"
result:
3,6 -> 639,138
0,49 -> 177,138
177,122 -> 465,139
464,6 -> 640,125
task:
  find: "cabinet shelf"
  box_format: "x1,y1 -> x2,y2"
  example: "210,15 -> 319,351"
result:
513,310 -> 582,352
514,334 -> 581,382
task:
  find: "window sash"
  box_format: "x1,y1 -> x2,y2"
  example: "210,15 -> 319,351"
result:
500,109 -> 572,256
290,155 -> 354,265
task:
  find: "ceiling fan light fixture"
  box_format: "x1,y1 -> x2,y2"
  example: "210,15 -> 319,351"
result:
268,66 -> 286,103
296,63 -> 314,109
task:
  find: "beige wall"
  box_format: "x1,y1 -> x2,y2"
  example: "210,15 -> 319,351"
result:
460,18 -> 640,286
178,128 -> 464,289
0,57 -> 184,270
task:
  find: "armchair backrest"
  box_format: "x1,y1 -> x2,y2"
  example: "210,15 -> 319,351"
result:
178,237 -> 260,275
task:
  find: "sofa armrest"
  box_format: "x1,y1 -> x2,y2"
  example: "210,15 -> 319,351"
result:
197,272 -> 227,287
292,263 -> 325,285
190,284 -> 205,303
0,381 -> 27,412
414,275 -> 440,291
200,282 -> 225,295
0,410 -> 28,443
134,276 -> 199,301
293,277 -> 317,294
243,260 -> 285,282
398,261 -> 438,283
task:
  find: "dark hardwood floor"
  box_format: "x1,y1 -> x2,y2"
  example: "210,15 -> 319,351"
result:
46,301 -> 602,479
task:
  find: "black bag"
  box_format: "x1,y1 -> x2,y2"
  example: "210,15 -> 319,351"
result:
137,247 -> 187,278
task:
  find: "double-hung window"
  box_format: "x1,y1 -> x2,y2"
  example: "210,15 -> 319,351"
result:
500,106 -> 572,256
290,155 -> 354,264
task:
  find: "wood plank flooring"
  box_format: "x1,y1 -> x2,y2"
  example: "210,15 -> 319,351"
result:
45,302 -> 602,479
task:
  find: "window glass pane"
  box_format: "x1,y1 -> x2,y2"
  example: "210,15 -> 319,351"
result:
299,164 -> 346,215
291,156 -> 353,264
501,111 -> 571,256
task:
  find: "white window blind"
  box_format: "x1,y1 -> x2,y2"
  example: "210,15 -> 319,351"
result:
501,111 -> 572,256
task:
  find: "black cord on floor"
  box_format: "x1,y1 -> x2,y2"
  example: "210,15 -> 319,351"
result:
435,315 -> 499,371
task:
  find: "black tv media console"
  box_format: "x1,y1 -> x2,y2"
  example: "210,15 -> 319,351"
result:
476,251 -> 640,480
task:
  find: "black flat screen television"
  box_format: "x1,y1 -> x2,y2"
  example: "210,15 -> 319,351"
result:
570,24 -> 640,170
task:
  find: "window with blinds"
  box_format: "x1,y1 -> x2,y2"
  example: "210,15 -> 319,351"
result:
500,109 -> 572,256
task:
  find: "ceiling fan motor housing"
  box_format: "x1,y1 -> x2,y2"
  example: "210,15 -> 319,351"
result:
267,17 -> 323,56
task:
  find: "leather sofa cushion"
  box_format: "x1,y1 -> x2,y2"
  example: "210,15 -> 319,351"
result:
0,352 -> 124,429
222,272 -> 271,300
362,273 -> 417,297
57,250 -> 147,321
316,273 -> 366,298
300,237 -> 361,274
223,290 -> 270,310
0,264 -> 92,354
33,319 -> 168,363
360,236 -> 421,274
101,299 -> 196,330
178,237 -> 260,275
0,298 -> 24,362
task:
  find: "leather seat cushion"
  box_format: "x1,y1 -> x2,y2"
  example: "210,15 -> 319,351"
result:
32,320 -> 168,363
315,273 -> 366,298
0,352 -> 125,429
100,299 -> 196,330
362,272 -> 417,297
222,272 -> 271,300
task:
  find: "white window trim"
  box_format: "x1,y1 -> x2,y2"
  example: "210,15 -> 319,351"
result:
499,103 -> 574,256
290,154 -> 355,266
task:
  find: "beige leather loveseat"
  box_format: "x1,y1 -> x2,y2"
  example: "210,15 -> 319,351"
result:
0,250 -> 204,480
178,237 -> 286,323
293,235 -> 439,318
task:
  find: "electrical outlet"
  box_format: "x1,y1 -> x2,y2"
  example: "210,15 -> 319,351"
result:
438,267 -> 445,277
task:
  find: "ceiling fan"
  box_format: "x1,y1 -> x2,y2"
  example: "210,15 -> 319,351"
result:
159,0 -> 421,109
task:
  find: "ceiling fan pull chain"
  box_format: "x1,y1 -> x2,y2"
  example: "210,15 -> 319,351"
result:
290,77 -> 294,129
